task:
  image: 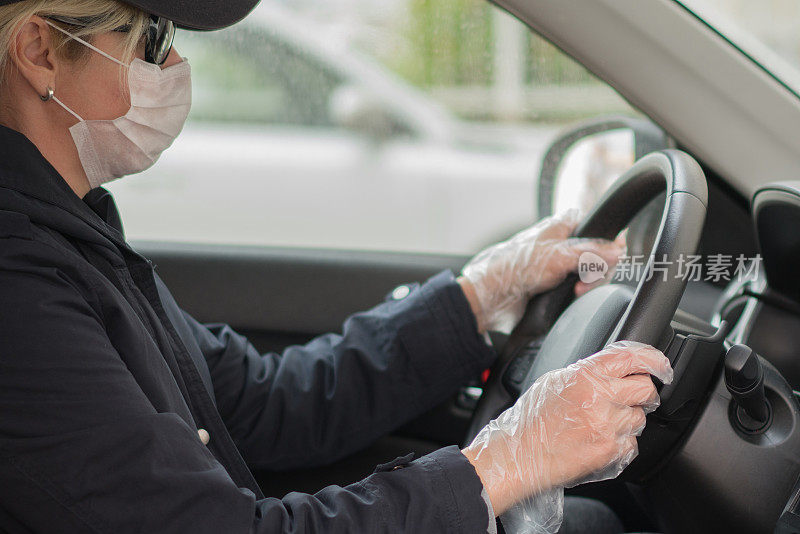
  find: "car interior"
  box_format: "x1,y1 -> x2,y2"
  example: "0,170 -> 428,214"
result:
114,0 -> 800,532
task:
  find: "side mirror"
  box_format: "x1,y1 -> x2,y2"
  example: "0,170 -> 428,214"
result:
328,85 -> 402,142
537,116 -> 673,218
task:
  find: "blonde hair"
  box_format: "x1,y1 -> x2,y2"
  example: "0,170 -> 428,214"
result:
0,0 -> 148,84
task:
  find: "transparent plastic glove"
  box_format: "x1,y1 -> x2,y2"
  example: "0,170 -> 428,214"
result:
462,341 -> 673,534
459,210 -> 625,333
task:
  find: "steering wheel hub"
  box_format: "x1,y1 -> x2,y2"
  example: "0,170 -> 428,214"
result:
524,284 -> 634,390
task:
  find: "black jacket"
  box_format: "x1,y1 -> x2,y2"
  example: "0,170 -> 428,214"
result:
0,125 -> 497,533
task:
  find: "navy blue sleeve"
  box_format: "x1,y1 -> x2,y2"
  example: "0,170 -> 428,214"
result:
183,270 -> 497,470
0,241 -> 494,533
252,445 -> 493,533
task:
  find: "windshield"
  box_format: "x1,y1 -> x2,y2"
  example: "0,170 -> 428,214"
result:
677,0 -> 800,94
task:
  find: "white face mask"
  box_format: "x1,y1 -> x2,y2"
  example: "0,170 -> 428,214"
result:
45,21 -> 192,189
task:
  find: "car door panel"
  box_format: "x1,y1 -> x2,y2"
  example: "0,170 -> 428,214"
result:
135,240 -> 466,336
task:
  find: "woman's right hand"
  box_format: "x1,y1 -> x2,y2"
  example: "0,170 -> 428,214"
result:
462,341 -> 673,516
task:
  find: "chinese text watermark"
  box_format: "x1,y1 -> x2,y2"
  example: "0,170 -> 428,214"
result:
578,253 -> 761,284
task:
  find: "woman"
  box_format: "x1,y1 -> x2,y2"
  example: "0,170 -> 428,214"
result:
0,0 -> 672,532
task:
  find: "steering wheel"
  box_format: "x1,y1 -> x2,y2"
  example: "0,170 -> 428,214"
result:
464,150 -> 708,469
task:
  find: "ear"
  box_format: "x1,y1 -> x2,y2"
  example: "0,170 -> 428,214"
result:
9,16 -> 59,99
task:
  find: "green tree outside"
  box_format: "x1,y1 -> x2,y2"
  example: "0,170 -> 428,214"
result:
391,0 -> 598,88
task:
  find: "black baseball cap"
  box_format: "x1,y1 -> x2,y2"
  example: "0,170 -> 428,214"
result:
0,0 -> 262,31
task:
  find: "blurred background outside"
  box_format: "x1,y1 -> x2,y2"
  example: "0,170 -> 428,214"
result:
107,0 -> 796,255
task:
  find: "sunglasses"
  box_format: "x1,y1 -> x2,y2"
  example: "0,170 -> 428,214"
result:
47,14 -> 176,66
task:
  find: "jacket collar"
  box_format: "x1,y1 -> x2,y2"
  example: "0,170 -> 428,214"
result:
0,123 -> 138,260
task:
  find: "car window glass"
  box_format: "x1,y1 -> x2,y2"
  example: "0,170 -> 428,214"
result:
108,0 -> 636,255
181,28 -> 343,126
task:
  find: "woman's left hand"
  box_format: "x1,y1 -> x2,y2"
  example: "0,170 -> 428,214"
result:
458,210 -> 625,334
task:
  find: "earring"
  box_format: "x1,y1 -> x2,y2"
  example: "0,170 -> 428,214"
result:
40,86 -> 54,102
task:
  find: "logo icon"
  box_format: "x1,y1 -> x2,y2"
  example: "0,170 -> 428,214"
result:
578,252 -> 609,284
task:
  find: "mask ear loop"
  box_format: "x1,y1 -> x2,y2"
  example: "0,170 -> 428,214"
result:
51,93 -> 85,122
43,20 -> 125,122
39,83 -> 85,122
44,20 -> 127,67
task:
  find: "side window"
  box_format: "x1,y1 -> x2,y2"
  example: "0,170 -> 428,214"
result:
108,1 -> 635,255
180,28 -> 342,126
